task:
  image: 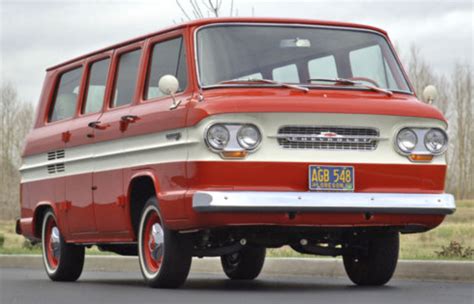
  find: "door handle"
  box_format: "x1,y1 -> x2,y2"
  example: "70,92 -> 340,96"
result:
119,115 -> 139,132
120,115 -> 139,123
88,121 -> 109,130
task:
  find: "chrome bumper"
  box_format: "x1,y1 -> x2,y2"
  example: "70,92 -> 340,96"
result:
192,191 -> 456,215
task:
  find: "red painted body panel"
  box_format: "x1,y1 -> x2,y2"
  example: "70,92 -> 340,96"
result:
185,162 -> 446,193
170,161 -> 447,230
171,206 -> 445,232
21,160 -> 446,241
92,170 -> 128,235
124,163 -> 189,222
19,18 -> 451,244
187,89 -> 446,124
65,173 -> 95,234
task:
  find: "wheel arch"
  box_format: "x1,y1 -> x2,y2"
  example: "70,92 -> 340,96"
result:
32,202 -> 60,239
127,170 -> 161,239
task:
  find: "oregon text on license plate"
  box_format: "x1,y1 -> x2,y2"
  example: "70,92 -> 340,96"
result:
308,165 -> 355,191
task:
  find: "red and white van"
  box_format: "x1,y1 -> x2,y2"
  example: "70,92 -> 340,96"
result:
18,18 -> 455,288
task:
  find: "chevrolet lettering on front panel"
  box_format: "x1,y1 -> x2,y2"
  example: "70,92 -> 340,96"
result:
17,18 -> 455,288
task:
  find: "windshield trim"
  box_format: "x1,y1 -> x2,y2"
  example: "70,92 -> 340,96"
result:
202,83 -> 413,95
193,22 -> 414,95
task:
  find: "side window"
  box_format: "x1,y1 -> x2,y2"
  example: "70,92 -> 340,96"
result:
349,45 -> 390,88
111,49 -> 141,107
83,58 -> 110,114
145,37 -> 188,100
272,64 -> 299,83
308,55 -> 338,79
49,67 -> 83,122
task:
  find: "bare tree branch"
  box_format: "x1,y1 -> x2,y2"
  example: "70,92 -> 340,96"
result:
190,0 -> 203,18
0,82 -> 34,219
201,0 -> 212,13
176,0 -> 192,21
403,44 -> 474,198
176,0 -> 241,19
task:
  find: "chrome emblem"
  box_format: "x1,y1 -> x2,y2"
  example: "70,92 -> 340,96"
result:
319,132 -> 341,138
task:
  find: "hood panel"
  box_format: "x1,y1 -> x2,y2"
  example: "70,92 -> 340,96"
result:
187,88 -> 446,126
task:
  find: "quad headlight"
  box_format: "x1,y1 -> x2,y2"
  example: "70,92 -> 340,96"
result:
396,128 -> 418,153
424,128 -> 448,155
395,127 -> 448,160
206,124 -> 230,150
237,125 -> 261,150
205,123 -> 262,157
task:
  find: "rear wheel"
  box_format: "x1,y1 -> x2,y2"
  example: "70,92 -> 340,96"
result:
138,197 -> 192,288
41,210 -> 85,281
221,246 -> 266,280
343,232 -> 399,286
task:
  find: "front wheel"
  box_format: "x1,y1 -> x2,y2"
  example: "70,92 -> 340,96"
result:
41,210 -> 85,281
343,232 -> 399,286
221,246 -> 266,280
138,197 -> 192,288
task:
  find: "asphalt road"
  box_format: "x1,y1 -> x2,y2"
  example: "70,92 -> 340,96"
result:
1,268 -> 472,304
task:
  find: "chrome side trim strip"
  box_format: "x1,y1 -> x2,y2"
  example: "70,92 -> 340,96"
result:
193,191 -> 456,215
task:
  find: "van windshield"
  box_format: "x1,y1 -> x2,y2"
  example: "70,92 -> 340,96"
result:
196,24 -> 411,93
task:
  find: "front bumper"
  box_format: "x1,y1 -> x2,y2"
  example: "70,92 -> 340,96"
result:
193,191 -> 456,215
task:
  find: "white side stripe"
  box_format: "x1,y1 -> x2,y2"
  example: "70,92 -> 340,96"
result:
20,113 -> 447,184
21,128 -> 193,183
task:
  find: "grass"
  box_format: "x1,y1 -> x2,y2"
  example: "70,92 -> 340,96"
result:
1,200 -> 472,260
398,199 -> 473,260
0,221 -> 111,256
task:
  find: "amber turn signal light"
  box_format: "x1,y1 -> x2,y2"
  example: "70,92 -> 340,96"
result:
409,154 -> 434,162
221,151 -> 248,158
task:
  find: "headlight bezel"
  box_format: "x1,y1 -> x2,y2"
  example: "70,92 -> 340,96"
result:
204,123 -> 262,156
394,127 -> 448,159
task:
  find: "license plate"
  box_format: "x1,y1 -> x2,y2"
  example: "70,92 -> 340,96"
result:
309,165 -> 355,191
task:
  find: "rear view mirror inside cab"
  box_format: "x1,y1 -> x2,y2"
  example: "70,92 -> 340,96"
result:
280,38 -> 311,48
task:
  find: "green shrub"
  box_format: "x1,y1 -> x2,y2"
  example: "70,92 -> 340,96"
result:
22,239 -> 41,250
0,234 -> 4,248
436,241 -> 474,259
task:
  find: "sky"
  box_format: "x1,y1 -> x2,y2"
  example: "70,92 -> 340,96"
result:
0,0 -> 472,103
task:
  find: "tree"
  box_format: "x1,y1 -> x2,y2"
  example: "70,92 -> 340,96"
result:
404,45 -> 473,199
451,64 -> 473,199
406,45 -> 450,113
0,82 -> 35,219
175,0 -> 238,21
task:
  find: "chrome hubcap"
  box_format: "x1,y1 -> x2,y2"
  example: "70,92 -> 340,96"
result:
50,227 -> 61,259
148,223 -> 164,262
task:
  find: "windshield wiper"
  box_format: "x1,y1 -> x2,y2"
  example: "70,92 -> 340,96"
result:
218,78 -> 309,93
308,78 -> 393,96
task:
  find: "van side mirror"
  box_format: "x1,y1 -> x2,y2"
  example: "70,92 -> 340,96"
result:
158,75 -> 179,96
422,85 -> 438,104
159,75 -> 182,110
